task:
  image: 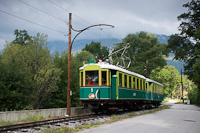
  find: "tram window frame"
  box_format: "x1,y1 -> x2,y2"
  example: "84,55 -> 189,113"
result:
129,76 -> 132,88
102,71 -> 107,86
119,73 -> 122,87
124,75 -> 127,88
85,70 -> 99,86
81,72 -> 83,87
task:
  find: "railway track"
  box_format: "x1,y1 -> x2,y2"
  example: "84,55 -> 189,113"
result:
0,113 -> 108,132
0,105 -> 166,132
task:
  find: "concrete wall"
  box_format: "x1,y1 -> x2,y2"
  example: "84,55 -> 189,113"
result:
0,107 -> 91,122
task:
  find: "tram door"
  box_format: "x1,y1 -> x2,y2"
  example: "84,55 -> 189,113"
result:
146,82 -> 151,100
111,70 -> 117,99
146,82 -> 153,101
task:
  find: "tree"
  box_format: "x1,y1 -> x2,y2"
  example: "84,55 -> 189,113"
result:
23,33 -> 62,109
13,29 -> 33,46
82,41 -> 109,61
0,30 -> 62,110
167,0 -> 200,103
0,43 -> 33,110
43,51 -> 67,108
121,32 -> 169,76
150,66 -> 180,98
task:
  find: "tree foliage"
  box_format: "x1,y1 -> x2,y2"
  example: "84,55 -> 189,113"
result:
82,41 -> 109,61
121,32 -> 169,76
167,0 -> 200,103
0,43 -> 33,110
0,30 -> 61,110
150,66 -> 180,97
13,29 -> 32,46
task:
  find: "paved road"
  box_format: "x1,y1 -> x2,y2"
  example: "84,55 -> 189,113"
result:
78,102 -> 200,133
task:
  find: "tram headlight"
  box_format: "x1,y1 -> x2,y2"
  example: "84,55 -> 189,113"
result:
88,93 -> 95,99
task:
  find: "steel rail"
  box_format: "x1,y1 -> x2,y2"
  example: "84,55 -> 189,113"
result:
0,114 -> 99,132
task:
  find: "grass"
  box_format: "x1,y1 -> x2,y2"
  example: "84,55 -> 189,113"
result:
41,122 -> 103,133
0,115 -> 47,126
195,104 -> 200,108
20,115 -> 45,122
42,126 -> 74,133
41,105 -> 171,133
0,121 -> 14,126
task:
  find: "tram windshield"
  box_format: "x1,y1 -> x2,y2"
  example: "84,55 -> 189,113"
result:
86,71 -> 99,85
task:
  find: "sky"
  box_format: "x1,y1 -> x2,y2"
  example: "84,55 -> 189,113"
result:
0,0 -> 191,50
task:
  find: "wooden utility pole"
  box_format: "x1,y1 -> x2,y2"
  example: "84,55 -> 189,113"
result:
146,60 -> 148,78
180,84 -> 182,100
181,69 -> 184,103
67,13 -> 72,115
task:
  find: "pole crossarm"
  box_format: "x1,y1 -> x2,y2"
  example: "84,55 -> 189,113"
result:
71,24 -> 114,48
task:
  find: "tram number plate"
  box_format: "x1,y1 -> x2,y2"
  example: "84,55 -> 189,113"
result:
133,93 -> 136,96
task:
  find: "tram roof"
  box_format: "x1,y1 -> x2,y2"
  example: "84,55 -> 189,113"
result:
146,78 -> 164,86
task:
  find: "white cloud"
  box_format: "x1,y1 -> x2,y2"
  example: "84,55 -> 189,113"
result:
0,0 -> 191,50
0,39 -> 5,50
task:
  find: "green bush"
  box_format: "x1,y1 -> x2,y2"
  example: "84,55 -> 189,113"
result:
188,87 -> 200,105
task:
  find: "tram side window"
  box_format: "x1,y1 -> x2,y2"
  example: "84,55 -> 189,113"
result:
129,76 -> 132,88
108,71 -> 110,86
153,84 -> 155,92
143,81 -> 145,90
102,71 -> 107,86
133,77 -> 135,89
153,84 -> 154,92
124,75 -> 127,88
119,73 -> 122,87
86,71 -> 98,86
157,85 -> 158,93
81,72 -> 83,86
159,87 -> 161,94
137,79 -> 139,90
140,80 -> 142,90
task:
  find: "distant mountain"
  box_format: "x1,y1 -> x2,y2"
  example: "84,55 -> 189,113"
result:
47,34 -> 170,55
47,38 -> 122,55
154,34 -> 170,44
167,60 -> 185,74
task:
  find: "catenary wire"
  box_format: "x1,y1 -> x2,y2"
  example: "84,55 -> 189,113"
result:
48,0 -> 96,40
17,0 -> 67,23
48,0 -> 110,42
48,0 -> 91,26
48,0 -> 118,42
0,9 -> 66,34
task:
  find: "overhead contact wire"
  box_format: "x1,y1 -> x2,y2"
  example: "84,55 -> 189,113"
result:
0,9 -> 66,34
